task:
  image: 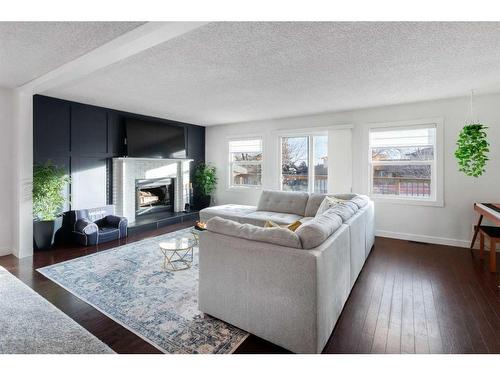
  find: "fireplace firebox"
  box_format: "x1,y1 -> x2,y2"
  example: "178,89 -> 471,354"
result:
135,177 -> 175,217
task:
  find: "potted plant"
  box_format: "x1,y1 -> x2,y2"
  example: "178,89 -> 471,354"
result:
33,161 -> 70,250
194,163 -> 217,209
455,123 -> 490,177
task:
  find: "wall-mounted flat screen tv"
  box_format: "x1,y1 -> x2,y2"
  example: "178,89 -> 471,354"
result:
125,118 -> 186,159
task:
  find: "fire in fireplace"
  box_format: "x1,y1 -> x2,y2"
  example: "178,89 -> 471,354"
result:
135,177 -> 175,216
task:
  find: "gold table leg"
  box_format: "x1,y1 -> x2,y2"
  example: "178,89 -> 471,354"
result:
161,246 -> 193,271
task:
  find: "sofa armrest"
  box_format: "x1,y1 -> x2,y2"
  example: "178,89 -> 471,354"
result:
104,215 -> 128,237
74,218 -> 98,235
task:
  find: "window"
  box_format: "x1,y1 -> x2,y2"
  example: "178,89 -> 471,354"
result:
369,124 -> 437,200
228,139 -> 262,188
280,134 -> 328,193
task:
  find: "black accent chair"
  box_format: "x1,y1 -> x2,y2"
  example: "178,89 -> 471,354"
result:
70,205 -> 128,246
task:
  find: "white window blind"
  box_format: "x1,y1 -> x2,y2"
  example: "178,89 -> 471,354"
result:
229,139 -> 262,153
228,139 -> 263,187
370,126 -> 436,148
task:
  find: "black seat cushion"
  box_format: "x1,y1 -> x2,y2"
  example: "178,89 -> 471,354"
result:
480,226 -> 500,238
97,226 -> 120,242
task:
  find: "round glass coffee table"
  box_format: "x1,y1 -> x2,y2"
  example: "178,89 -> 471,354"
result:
159,236 -> 196,271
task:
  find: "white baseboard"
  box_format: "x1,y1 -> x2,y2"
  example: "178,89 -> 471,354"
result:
0,246 -> 12,257
375,230 -> 470,248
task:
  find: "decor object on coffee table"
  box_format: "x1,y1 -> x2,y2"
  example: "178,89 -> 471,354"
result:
70,205 -> 128,246
191,221 -> 207,243
194,162 -> 217,209
33,161 -> 70,250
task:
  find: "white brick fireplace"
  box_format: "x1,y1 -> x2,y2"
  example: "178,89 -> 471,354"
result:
113,157 -> 192,223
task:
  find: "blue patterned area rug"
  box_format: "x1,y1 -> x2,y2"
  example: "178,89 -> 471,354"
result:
37,228 -> 248,354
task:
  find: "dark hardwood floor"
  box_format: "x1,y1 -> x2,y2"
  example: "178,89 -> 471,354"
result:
1,223 -> 499,354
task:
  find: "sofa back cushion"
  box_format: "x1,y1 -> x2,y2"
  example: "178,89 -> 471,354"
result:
295,208 -> 343,249
304,193 -> 328,217
257,190 -> 309,216
304,193 -> 359,217
329,201 -> 357,221
333,193 -> 358,201
350,194 -> 370,208
206,217 -> 302,249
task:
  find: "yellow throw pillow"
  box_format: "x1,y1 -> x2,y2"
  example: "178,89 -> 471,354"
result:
264,220 -> 302,232
287,220 -> 302,232
264,220 -> 280,228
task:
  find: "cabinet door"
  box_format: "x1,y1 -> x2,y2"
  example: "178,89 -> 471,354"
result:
71,104 -> 108,155
186,126 -> 205,161
108,113 -> 126,156
33,95 -> 70,158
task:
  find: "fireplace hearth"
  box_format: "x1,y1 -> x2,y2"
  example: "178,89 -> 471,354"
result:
135,177 -> 175,217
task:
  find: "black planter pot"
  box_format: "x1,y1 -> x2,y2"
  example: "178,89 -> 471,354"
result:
195,195 -> 212,210
33,216 -> 62,251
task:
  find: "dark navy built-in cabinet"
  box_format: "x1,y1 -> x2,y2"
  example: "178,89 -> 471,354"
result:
33,94 -> 205,212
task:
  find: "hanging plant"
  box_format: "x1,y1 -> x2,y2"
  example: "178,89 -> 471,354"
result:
455,124 -> 489,177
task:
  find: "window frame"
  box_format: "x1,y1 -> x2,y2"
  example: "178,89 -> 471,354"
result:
367,118 -> 444,207
278,131 -> 329,194
227,136 -> 264,190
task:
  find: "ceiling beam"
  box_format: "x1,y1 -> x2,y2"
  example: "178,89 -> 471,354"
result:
17,21 -> 209,94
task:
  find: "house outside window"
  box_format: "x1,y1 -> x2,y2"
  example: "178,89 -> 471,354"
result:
369,122 -> 439,202
228,138 -> 263,188
280,134 -> 328,193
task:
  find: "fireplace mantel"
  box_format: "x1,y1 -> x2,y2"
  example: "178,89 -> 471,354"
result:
112,158 -> 192,223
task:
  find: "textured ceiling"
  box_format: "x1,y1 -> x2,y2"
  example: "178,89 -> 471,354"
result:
45,22 -> 500,125
0,22 -> 144,88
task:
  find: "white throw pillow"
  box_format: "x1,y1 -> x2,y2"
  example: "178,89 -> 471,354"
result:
315,196 -> 345,217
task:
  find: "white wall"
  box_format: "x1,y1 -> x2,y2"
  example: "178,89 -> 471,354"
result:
0,88 -> 14,256
206,93 -> 500,248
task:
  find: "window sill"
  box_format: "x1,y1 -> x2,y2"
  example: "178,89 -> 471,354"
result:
370,195 -> 444,207
226,186 -> 263,192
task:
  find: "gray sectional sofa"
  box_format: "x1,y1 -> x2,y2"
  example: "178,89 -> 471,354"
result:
198,190 -> 375,353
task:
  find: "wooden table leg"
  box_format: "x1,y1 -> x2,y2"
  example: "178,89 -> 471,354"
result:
479,232 -> 484,259
470,214 -> 483,250
490,238 -> 497,273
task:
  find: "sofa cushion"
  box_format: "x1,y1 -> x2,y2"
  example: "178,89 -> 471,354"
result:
206,217 -> 302,249
245,211 -> 304,225
257,190 -> 309,216
295,208 -> 343,249
315,196 -> 348,216
350,194 -> 370,208
199,204 -> 257,223
329,202 -> 357,221
300,217 -> 314,223
304,193 -> 326,217
333,193 -> 358,201
305,193 -> 358,217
